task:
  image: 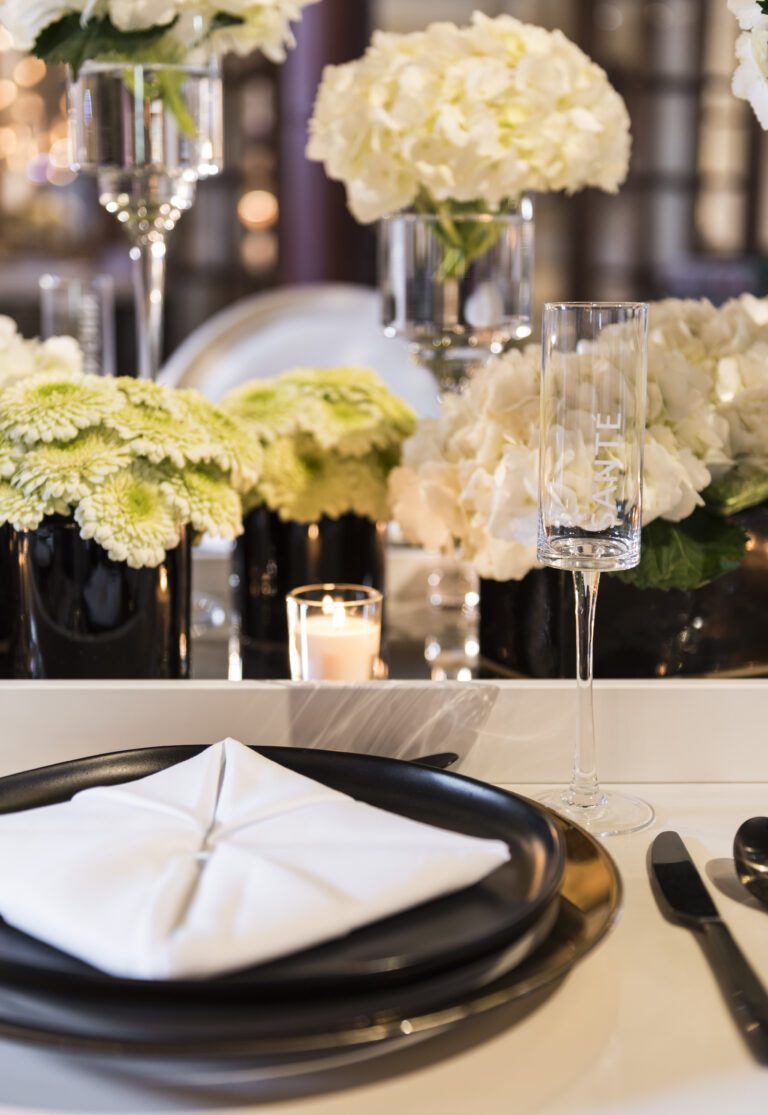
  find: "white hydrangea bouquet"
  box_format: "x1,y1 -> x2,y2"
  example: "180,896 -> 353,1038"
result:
221,367 -> 416,524
729,0 -> 768,126
391,295 -> 768,592
0,0 -> 319,72
307,12 -> 631,277
0,321 -> 259,568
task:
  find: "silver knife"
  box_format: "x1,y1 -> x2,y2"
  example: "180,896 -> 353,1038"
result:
651,830 -> 768,1065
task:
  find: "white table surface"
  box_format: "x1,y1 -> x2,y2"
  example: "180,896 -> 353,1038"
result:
0,781 -> 767,1115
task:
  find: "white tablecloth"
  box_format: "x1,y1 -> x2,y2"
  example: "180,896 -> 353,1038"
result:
0,782 -> 767,1114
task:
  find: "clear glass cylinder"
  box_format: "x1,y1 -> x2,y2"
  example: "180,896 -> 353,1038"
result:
39,274 -> 116,377
69,59 -> 223,177
538,302 -> 649,572
379,202 -> 534,394
69,58 -> 222,235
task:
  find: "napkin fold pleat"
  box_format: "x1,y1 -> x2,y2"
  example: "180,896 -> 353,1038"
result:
0,739 -> 510,980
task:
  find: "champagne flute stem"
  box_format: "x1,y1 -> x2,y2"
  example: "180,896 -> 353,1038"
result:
130,238 -> 167,380
568,569 -> 603,808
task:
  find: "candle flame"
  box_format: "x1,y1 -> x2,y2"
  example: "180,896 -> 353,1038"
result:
321,594 -> 347,628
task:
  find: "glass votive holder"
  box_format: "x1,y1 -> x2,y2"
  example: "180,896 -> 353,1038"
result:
39,273 -> 116,377
287,584 -> 383,682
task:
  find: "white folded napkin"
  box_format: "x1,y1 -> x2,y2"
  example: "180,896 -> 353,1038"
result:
0,739 -> 510,981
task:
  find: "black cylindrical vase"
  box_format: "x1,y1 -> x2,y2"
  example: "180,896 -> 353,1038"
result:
6,515 -> 191,679
480,508 -> 768,679
234,507 -> 386,679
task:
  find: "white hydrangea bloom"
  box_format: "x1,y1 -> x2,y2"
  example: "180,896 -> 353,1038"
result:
0,0 -> 318,58
308,12 -> 631,223
108,0 -> 177,33
391,295 -> 768,581
210,0 -> 320,61
0,316 -> 82,390
389,346 -> 541,580
728,1 -> 768,127
0,0 -> 80,50
719,385 -> 768,468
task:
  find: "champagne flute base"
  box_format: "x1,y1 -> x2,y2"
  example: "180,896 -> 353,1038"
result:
537,787 -> 654,837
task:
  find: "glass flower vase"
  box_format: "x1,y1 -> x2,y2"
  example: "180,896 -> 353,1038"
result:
68,57 -> 223,379
379,202 -> 534,394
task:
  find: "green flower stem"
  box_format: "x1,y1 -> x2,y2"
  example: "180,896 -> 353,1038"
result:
120,64 -> 197,138
415,193 -> 512,281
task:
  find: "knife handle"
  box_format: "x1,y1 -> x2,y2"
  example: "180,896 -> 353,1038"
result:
699,920 -> 768,1065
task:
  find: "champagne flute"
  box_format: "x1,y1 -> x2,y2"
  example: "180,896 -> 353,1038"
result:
537,302 -> 653,836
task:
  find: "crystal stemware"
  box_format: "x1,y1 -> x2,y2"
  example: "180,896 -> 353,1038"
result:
537,301 -> 653,836
69,57 -> 223,380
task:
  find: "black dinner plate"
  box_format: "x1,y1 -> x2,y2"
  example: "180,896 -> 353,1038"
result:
0,809 -> 620,1062
0,747 -> 565,999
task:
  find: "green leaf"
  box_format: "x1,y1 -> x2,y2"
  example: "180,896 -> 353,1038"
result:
705,467 -> 768,516
209,13 -> 245,33
34,15 -> 177,77
760,1 -> 768,16
613,509 -> 748,592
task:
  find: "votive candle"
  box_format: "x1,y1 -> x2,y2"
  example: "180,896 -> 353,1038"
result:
287,584 -> 383,682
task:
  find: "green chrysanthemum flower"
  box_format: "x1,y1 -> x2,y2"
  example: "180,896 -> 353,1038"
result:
219,381 -> 305,438
0,372 -> 120,445
222,366 -> 416,457
177,390 -> 263,491
115,377 -> 187,416
0,434 -> 21,479
252,436 -> 317,519
160,464 -> 244,539
0,481 -> 67,531
104,400 -> 214,469
74,465 -> 182,569
13,430 -> 133,504
222,366 -> 414,521
258,437 -> 391,523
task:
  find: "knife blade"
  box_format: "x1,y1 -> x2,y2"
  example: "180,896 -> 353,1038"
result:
650,830 -> 768,1065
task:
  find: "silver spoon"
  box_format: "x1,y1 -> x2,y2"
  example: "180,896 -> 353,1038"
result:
734,817 -> 768,906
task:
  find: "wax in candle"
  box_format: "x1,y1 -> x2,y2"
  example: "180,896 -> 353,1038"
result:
297,613 -> 380,681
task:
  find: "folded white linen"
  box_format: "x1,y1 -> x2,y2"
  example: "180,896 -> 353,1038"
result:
0,739 -> 510,981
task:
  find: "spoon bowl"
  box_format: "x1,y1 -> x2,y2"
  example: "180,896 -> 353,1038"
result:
733,816 -> 768,906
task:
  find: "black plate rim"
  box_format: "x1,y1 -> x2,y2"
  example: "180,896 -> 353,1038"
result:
0,745 -> 566,996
